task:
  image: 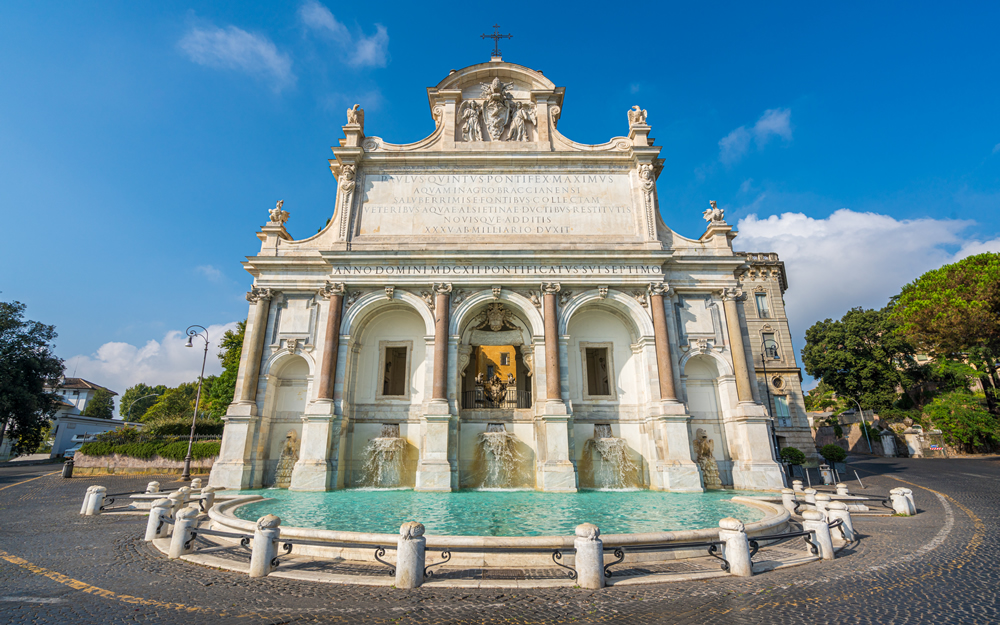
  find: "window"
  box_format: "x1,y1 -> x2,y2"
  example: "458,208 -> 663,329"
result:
487,364 -> 495,379
755,293 -> 770,318
773,395 -> 791,427
763,333 -> 779,359
585,347 -> 612,397
500,352 -> 510,366
381,346 -> 408,397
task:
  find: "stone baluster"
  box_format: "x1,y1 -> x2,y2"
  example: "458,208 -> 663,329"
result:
80,485 -> 98,515
395,522 -> 426,589
144,498 -> 173,541
720,288 -> 753,402
238,286 -> 274,404
827,502 -> 856,542
249,514 -> 282,578
718,517 -> 753,577
542,283 -> 562,402
781,488 -> 798,515
648,282 -> 677,402
801,509 -> 835,560
317,283 -> 345,401
573,523 -> 605,589
168,507 -> 200,559
84,486 -> 106,516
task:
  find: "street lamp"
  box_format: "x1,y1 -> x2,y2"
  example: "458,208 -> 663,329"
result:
182,325 -> 210,482
125,393 -> 160,421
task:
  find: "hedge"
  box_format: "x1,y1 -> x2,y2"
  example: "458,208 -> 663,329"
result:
79,440 -> 221,461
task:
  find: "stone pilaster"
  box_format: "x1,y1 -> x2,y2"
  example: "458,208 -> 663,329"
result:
290,282 -> 345,491
721,288 -> 753,403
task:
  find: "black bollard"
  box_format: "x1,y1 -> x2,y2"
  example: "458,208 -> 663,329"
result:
62,458 -> 74,478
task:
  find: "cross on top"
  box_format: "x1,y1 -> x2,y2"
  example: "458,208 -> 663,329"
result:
481,24 -> 512,59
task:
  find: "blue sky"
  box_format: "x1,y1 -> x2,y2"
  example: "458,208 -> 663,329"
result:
2,1 -> 999,396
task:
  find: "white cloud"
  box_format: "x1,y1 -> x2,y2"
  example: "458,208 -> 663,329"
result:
64,322 -> 240,407
196,265 -> 223,282
179,24 -> 295,91
992,142 -> 1000,155
719,108 -> 792,164
735,209 -> 1000,361
299,1 -> 389,68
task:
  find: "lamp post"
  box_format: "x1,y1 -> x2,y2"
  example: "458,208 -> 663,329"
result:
125,393 -> 160,421
182,325 -> 209,482
852,398 -> 873,453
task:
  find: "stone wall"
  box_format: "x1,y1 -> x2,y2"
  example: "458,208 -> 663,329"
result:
72,452 -> 216,475
813,424 -> 885,456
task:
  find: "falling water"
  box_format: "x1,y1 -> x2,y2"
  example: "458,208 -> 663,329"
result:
584,424 -> 639,489
361,424 -> 406,488
477,423 -> 525,489
273,437 -> 299,489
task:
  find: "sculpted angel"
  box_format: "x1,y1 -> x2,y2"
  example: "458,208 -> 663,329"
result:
507,102 -> 535,142
460,101 -> 484,142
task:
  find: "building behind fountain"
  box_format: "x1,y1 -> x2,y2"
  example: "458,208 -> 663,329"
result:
209,55 -> 812,494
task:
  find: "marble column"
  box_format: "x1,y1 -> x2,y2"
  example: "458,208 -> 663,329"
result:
538,283 -> 576,492
720,287 -> 784,490
648,282 -> 703,492
416,283 -> 455,492
209,286 -> 272,490
291,282 -> 345,491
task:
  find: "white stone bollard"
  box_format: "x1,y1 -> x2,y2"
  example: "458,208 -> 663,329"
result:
717,517 -> 752,577
792,479 -> 803,493
801,510 -> 835,560
145,481 -> 161,494
827,502 -> 856,542
84,486 -> 107,516
836,482 -> 849,496
190,478 -> 202,490
200,486 -> 220,512
177,486 -> 192,504
167,506 -> 200,559
144,498 -> 173,541
890,488 -> 911,516
780,488 -> 798,515
815,493 -> 832,518
573,523 -> 605,589
395,522 -> 427,589
249,514 -> 281,578
900,488 -> 916,515
804,488 -> 817,505
80,485 -> 98,515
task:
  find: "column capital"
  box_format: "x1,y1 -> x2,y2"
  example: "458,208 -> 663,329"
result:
319,281 -> 345,299
433,283 -> 453,294
720,287 -> 745,302
246,286 -> 273,303
648,281 -> 670,297
541,282 -> 561,294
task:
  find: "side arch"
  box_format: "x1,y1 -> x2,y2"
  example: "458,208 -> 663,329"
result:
340,290 -> 435,337
450,290 -> 545,337
678,348 -> 735,378
558,289 -> 655,338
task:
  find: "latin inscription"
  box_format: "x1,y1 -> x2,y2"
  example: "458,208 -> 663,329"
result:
328,264 -> 663,277
357,173 -> 637,237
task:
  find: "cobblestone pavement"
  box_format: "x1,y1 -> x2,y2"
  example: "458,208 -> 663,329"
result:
0,457 -> 997,624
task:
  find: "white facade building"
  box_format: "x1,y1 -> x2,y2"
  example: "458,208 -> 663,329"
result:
209,60 -> 809,493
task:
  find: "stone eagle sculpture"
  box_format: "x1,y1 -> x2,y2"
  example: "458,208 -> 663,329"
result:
627,105 -> 648,126
346,104 -> 364,129
702,200 -> 725,224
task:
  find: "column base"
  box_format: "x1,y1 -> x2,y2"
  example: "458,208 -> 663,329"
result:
289,460 -> 334,491
207,461 -> 252,490
654,462 -> 704,492
415,460 -> 454,492
538,461 -> 578,492
732,461 -> 786,491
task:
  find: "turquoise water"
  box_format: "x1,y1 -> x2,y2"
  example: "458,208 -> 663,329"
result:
231,489 -> 765,536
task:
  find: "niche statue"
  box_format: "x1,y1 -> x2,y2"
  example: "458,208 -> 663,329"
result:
693,429 -> 722,490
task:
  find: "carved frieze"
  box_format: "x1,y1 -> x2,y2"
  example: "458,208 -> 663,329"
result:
631,290 -> 648,308
559,290 -> 573,307
345,291 -> 362,309
420,290 -> 434,310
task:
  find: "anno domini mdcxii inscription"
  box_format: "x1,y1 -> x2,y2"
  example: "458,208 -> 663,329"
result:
357,172 -> 638,238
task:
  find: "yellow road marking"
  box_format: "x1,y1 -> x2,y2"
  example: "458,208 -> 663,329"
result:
0,471 -> 59,492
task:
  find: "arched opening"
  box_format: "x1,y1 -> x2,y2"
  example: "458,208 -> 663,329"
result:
683,355 -> 733,487
260,355 -> 309,488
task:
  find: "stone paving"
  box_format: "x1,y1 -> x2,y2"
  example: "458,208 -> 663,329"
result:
0,456 -> 997,624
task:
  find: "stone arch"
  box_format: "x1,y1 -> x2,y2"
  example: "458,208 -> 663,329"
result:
558,289 -> 654,339
450,290 -> 544,338
678,348 -> 735,378
260,353 -> 310,488
680,353 -> 733,486
261,347 -> 317,378
340,290 -> 435,337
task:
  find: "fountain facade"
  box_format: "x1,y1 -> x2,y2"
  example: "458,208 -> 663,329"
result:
581,424 -> 641,489
467,423 -> 530,489
360,424 -> 406,488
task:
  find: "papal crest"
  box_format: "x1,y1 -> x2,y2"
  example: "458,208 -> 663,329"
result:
480,78 -> 514,140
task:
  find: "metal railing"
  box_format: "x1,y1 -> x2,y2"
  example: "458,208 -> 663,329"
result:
272,538 -> 398,573
461,389 -> 532,409
185,526 -> 254,559
423,545 -> 576,580
100,487 -> 180,512
602,541 -> 729,577
748,529 -> 818,561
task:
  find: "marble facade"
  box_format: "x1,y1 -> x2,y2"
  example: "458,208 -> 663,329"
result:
209,59 -> 803,493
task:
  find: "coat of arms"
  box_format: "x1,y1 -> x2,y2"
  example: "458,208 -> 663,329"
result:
480,78 -> 514,140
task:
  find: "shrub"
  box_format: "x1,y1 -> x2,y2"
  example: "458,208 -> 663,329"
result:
78,439 -> 221,461
143,415 -> 225,437
923,391 -> 999,453
779,447 -> 806,465
820,444 -> 847,464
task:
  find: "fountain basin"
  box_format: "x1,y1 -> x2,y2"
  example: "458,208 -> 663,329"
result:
208,491 -> 789,568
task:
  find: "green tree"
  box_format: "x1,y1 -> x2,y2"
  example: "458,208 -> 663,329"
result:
81,388 -> 115,419
891,252 -> 1000,412
802,307 -> 915,412
205,320 -> 245,419
141,382 -> 199,421
923,391 -> 998,453
0,301 -> 64,455
119,383 -> 167,420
